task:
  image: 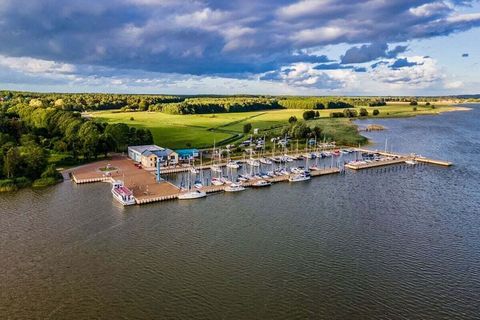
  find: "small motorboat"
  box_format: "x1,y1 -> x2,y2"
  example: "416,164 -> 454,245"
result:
405,159 -> 418,165
289,173 -> 311,182
211,165 -> 222,173
225,183 -> 246,192
226,161 -> 240,169
211,177 -> 224,186
252,180 -> 272,187
178,190 -> 207,200
259,157 -> 273,165
193,180 -> 203,189
309,165 -> 320,171
190,167 -> 199,174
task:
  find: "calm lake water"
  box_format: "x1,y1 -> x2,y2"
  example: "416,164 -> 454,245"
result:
1,106 -> 480,319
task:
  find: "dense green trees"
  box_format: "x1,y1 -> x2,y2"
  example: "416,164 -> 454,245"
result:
0,94 -> 154,188
157,98 -> 282,115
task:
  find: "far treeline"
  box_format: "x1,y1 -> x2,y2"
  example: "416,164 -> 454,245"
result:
0,97 -> 153,191
0,91 -> 469,115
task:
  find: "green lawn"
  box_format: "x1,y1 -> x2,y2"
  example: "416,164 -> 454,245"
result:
89,104 -> 458,149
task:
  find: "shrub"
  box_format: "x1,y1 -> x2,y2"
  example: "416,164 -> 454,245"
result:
243,123 -> 252,134
412,106 -> 417,111
373,109 -> 380,116
410,101 -> 418,106
288,116 -> 297,124
343,109 -> 358,118
359,108 -> 368,117
330,112 -> 345,118
302,110 -> 316,120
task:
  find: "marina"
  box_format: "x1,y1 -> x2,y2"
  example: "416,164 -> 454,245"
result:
70,146 -> 452,206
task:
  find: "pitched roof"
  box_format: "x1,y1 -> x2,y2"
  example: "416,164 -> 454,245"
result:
128,145 -> 162,154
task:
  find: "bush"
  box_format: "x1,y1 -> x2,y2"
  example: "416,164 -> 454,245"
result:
288,116 -> 297,124
359,108 -> 368,117
32,177 -> 59,188
330,112 -> 345,118
412,106 -> 417,111
343,109 -> 358,118
303,110 -> 316,120
373,109 -> 380,116
410,101 -> 418,106
243,123 -> 252,134
315,111 -> 320,118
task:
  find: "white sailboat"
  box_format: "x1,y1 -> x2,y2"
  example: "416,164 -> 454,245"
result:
178,170 -> 207,200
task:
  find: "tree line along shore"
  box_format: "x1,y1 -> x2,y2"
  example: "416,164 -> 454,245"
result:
0,90 -> 470,191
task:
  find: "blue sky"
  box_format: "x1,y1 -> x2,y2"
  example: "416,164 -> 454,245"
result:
0,0 -> 479,95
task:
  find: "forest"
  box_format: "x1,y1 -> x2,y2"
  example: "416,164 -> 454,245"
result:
0,94 -> 153,190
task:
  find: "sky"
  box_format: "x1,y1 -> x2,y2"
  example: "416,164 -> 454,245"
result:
0,0 -> 479,96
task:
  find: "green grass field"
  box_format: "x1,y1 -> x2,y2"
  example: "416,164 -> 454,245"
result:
89,103 -> 458,149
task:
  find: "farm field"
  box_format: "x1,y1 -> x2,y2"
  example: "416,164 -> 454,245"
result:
89,103 -> 458,149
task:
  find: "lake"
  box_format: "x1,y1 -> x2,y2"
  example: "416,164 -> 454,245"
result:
1,105 -> 479,319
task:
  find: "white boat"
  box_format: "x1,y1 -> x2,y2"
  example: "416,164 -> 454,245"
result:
405,159 -> 418,165
252,180 -> 272,187
259,157 -> 273,165
290,167 -> 306,174
226,161 -> 240,169
190,167 -> 199,174
194,181 -> 203,189
289,173 -> 311,182
111,181 -> 136,206
225,183 -> 246,192
247,158 -> 260,167
309,165 -> 320,171
211,177 -> 224,186
178,190 -> 207,200
211,165 -> 222,173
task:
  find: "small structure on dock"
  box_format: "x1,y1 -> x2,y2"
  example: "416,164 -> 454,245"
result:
176,148 -> 200,162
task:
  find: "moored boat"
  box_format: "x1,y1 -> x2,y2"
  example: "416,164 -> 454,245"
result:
225,183 -> 246,192
252,179 -> 272,187
226,161 -> 240,169
111,181 -> 136,206
405,159 -> 418,165
178,190 -> 207,200
288,172 -> 311,182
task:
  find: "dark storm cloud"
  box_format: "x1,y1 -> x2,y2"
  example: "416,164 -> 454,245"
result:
0,0 -> 479,77
390,58 -> 422,69
340,43 -> 408,64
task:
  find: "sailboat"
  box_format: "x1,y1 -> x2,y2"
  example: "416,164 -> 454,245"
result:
246,148 -> 260,167
211,141 -> 222,173
178,170 -> 206,200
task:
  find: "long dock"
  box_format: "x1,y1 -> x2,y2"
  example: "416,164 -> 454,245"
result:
137,167 -> 341,204
70,147 -> 452,205
346,148 -> 453,170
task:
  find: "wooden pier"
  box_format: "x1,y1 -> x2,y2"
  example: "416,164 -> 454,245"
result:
69,147 -> 451,206
346,148 -> 453,170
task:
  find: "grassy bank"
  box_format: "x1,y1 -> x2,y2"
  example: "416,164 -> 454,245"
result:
89,103 -> 462,149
